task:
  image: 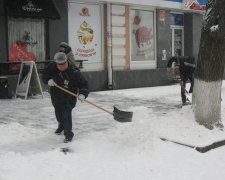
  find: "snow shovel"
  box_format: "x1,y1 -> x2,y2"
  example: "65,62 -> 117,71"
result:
167,70 -> 192,103
160,137 -> 225,153
55,84 -> 133,122
173,76 -> 192,103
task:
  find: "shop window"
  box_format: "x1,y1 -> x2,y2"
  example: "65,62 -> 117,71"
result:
172,28 -> 184,56
8,17 -> 45,66
130,8 -> 156,69
170,13 -> 184,56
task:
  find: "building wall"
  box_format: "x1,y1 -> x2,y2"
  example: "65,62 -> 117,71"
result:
48,0 -> 68,60
111,5 -> 127,70
184,13 -> 203,61
0,0 -> 68,61
69,0 -> 182,9
111,8 -> 178,90
0,0 -> 7,61
184,13 -> 193,56
156,9 -> 172,68
113,68 -> 172,89
0,0 -> 205,93
0,0 -> 108,92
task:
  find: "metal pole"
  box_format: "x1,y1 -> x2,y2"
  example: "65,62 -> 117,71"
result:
107,3 -> 113,89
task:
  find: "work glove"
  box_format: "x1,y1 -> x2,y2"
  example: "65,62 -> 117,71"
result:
48,79 -> 56,86
78,94 -> 85,103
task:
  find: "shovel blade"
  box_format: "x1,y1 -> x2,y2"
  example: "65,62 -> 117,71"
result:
186,93 -> 192,103
113,106 -> 133,122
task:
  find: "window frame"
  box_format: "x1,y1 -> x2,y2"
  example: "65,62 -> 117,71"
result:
170,12 -> 184,56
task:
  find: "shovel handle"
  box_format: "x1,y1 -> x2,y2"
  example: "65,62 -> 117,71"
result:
167,69 -> 189,93
55,84 -> 114,116
173,77 -> 189,93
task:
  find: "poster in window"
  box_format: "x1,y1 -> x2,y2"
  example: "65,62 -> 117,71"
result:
174,29 -> 183,56
183,0 -> 206,11
8,41 -> 36,70
68,3 -> 101,62
7,18 -> 45,70
159,10 -> 165,22
170,13 -> 184,26
131,9 -> 155,61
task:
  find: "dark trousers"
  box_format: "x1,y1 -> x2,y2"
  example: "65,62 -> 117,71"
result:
54,107 -> 74,138
180,73 -> 194,103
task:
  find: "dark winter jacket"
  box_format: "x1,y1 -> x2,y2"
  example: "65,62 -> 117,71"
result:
42,62 -> 89,110
167,56 -> 195,76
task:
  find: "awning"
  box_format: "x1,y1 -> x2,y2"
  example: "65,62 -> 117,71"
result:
4,0 -> 60,19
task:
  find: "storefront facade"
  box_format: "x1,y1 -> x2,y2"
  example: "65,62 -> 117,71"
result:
0,0 -> 206,91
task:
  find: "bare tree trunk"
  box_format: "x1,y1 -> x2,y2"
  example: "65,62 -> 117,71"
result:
193,0 -> 225,129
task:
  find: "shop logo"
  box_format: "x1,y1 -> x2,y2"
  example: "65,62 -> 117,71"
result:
22,31 -> 38,47
77,21 -> 94,45
22,0 -> 43,12
133,16 -> 141,25
183,0 -> 206,11
79,7 -> 91,16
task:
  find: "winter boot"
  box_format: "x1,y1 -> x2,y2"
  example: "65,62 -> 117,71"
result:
64,136 -> 73,143
64,133 -> 74,143
55,126 -> 64,135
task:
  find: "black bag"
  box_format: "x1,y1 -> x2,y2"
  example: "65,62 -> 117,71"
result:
0,77 -> 13,99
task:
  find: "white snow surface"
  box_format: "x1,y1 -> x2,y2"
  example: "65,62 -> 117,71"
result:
1,82 -> 225,180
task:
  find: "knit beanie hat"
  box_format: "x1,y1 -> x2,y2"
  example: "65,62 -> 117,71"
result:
59,42 -> 68,49
54,52 -> 67,65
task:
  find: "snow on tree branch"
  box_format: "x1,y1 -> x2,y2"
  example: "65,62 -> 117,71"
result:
210,25 -> 219,32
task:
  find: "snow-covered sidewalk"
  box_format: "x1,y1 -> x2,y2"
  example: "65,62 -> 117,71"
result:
1,83 -> 225,180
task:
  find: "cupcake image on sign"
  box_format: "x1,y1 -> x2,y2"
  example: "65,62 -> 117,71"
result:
77,21 -> 94,45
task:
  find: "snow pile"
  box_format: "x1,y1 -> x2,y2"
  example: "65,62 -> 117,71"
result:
1,83 -> 225,180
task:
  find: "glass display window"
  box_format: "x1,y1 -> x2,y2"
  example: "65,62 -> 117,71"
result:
7,17 -> 45,70
130,9 -> 155,61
